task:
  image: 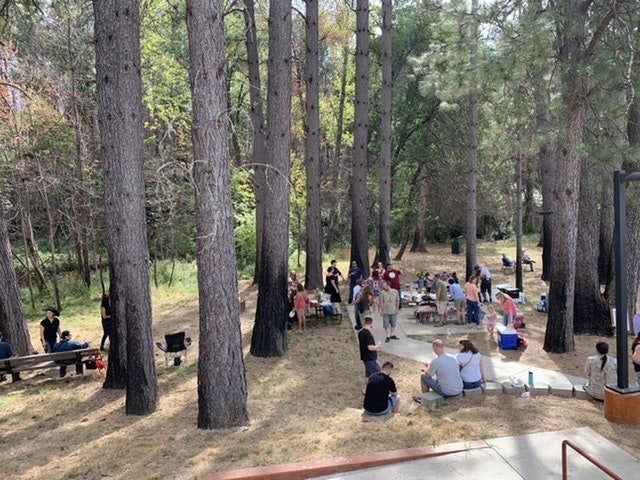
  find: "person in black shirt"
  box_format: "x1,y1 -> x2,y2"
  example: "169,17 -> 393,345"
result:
358,316 -> 381,387
363,361 -> 399,416
40,307 -> 61,353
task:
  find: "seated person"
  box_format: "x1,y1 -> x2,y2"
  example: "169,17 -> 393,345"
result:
584,341 -> 617,401
53,330 -> 90,378
501,254 -> 514,268
363,361 -> 400,416
522,252 -> 536,271
417,339 -> 463,401
0,331 -> 21,382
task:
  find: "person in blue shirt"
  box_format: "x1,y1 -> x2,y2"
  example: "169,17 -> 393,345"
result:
53,330 -> 90,378
0,331 -> 20,382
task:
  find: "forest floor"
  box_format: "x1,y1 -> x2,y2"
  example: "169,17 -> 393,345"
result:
2,241 -> 640,480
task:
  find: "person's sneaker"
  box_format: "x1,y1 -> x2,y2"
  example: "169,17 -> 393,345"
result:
385,337 -> 390,343
390,335 -> 400,340
412,395 -> 422,404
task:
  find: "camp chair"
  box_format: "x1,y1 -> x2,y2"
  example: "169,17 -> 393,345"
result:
156,332 -> 192,366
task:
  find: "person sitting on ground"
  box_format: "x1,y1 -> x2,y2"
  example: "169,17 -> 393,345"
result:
448,278 -> 466,325
363,361 -> 400,417
584,341 -> 617,401
522,252 -> 536,272
0,331 -> 20,382
495,291 -> 517,327
415,339 -> 463,402
457,339 -> 486,390
53,330 -> 90,378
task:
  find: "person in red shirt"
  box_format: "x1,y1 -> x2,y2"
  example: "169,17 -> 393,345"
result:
383,263 -> 402,306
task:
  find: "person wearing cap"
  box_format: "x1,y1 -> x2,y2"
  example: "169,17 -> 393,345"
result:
40,307 -> 61,353
53,331 -> 90,377
0,331 -> 20,382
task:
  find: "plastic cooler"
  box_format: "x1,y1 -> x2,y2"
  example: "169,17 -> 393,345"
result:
497,326 -> 518,350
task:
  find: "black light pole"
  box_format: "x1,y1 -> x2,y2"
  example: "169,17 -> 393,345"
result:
612,169 -> 640,392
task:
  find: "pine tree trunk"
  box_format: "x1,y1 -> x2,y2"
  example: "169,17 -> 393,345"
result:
350,0 -> 370,272
574,160 -> 610,334
94,0 -> 158,413
377,0 -> 392,273
250,0 -> 292,358
243,0 -> 267,285
304,0 -> 324,290
0,204 -> 34,355
186,0 -> 250,429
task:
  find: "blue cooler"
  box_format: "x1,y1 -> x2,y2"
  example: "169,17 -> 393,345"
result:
497,326 -> 518,350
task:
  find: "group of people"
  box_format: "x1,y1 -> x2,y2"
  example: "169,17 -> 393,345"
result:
0,307 -> 94,381
359,327 -> 489,415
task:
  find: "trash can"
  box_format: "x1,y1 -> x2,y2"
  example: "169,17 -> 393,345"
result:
451,238 -> 464,255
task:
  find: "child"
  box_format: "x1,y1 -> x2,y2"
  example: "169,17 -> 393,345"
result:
485,305 -> 498,341
294,284 -> 308,332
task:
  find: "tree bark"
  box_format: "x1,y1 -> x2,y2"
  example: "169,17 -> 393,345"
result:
94,0 -> 158,413
0,204 -> 34,356
243,0 -> 267,285
350,0 -> 370,272
186,0 -> 250,429
377,0 -> 392,273
303,0 -> 323,290
250,0 -> 292,358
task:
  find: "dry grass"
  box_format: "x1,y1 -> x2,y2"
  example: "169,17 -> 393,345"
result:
2,242 -> 639,479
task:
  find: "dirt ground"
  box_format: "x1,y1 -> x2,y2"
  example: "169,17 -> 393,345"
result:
1,244 -> 639,479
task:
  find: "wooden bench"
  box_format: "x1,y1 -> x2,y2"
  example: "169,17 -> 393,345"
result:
0,348 -> 100,382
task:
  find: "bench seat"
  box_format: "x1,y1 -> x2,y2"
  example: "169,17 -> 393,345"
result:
1,348 -> 100,381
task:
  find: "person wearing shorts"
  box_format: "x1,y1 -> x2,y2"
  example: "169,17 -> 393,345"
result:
381,282 -> 400,342
434,273 -> 449,327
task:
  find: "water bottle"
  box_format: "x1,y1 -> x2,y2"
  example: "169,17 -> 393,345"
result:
528,371 -> 534,386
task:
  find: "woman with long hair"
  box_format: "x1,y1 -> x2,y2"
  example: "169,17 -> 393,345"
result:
456,339 -> 486,389
584,342 -> 617,400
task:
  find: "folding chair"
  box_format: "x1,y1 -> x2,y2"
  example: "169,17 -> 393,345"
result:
156,332 -> 192,366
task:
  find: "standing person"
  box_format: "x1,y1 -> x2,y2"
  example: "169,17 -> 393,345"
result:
40,307 -> 61,353
347,261 -> 363,303
351,279 -> 364,330
358,316 -> 382,390
448,278 -> 466,325
351,283 -> 373,331
0,331 -> 20,382
324,260 -> 343,315
363,361 -> 400,417
293,284 -> 309,332
632,334 -> 640,389
464,276 -> 482,327
368,270 -> 383,313
381,281 -> 400,342
415,339 -> 463,401
53,331 -> 90,378
496,291 -> 517,327
584,342 -> 617,401
479,264 -> 492,303
374,261 -> 385,277
100,294 -> 112,351
434,273 -> 449,327
456,339 -> 486,389
383,263 -> 402,306
485,305 -> 498,340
